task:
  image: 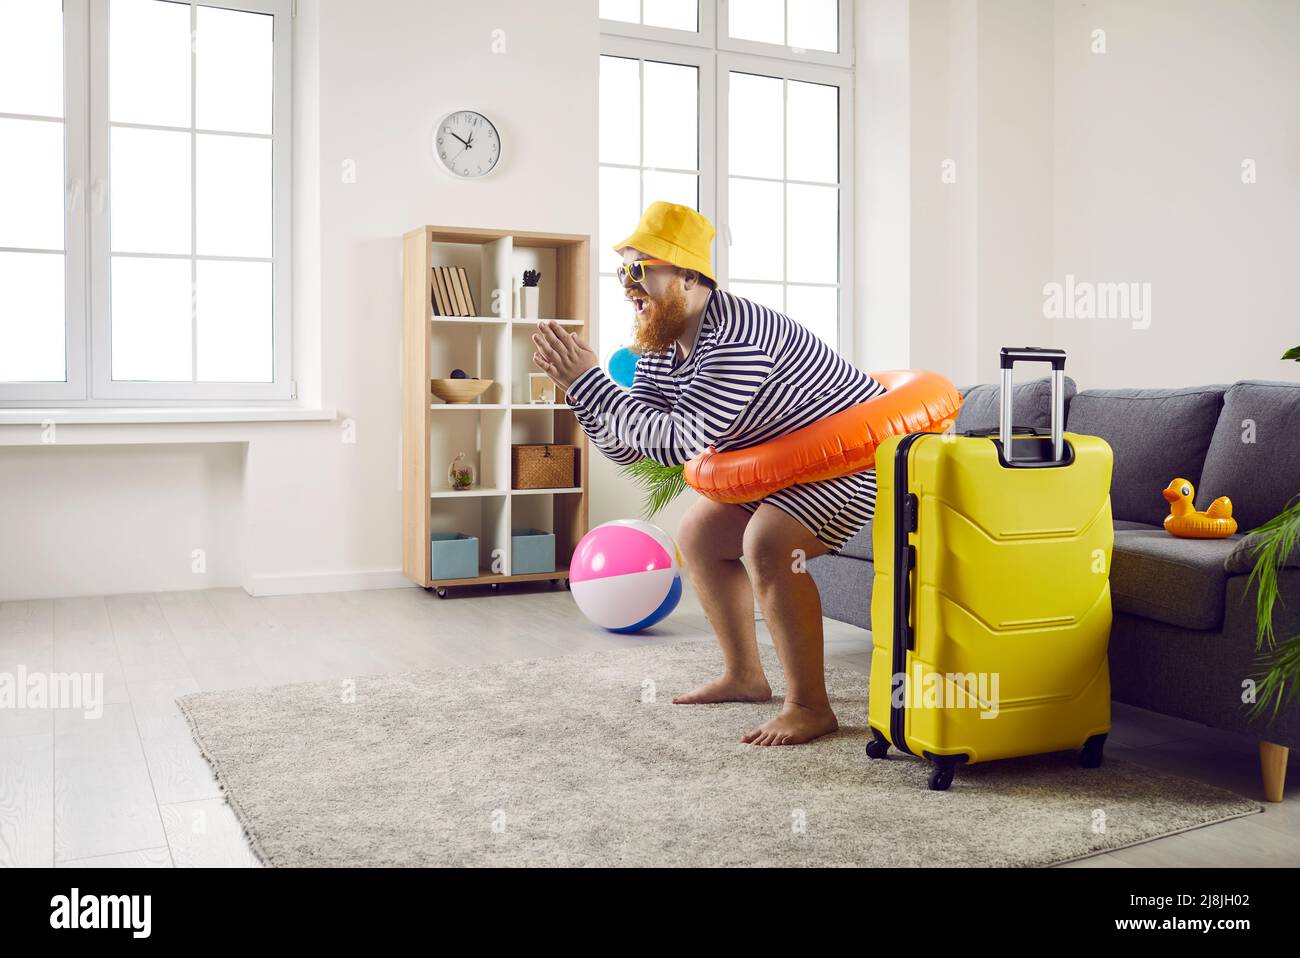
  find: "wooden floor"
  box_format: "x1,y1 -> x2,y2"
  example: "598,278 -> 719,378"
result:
0,584 -> 1295,868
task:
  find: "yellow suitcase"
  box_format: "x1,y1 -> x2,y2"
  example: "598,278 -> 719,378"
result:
866,347 -> 1114,790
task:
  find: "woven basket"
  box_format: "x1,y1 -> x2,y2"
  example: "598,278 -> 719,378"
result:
511,444 -> 577,489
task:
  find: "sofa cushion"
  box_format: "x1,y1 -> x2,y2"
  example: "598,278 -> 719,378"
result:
1114,519 -> 1160,532
806,554 -> 872,629
1065,386 -> 1226,525
1111,528 -> 1243,630
1195,381 -> 1300,534
1224,528 -> 1300,575
954,375 -> 1077,433
837,522 -> 873,561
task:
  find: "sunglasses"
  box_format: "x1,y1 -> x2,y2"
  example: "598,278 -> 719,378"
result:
616,258 -> 673,286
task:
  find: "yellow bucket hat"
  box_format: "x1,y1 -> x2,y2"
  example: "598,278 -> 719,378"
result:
612,201 -> 717,284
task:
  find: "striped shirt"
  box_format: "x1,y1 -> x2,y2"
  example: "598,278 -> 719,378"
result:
566,287 -> 887,469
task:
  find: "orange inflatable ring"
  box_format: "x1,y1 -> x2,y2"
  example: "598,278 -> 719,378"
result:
683,369 -> 962,504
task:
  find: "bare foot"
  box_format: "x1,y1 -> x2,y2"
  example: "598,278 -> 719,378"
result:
672,673 -> 772,705
741,701 -> 839,746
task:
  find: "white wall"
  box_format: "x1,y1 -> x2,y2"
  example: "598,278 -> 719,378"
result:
975,1 -> 1054,386
0,444 -> 244,599
1050,0 -> 1300,388
853,0 -> 911,373
895,0 -> 1056,387
890,0 -> 1300,390
907,0 -> 980,384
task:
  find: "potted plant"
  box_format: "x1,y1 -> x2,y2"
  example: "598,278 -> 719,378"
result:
447,452 -> 477,491
1244,344 -> 1300,720
521,269 -> 541,320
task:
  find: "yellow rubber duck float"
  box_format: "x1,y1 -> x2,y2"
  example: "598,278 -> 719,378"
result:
1162,478 -> 1238,538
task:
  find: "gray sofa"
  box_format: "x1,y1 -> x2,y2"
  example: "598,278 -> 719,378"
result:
808,375 -> 1300,800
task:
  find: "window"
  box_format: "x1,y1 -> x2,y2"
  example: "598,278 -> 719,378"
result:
599,0 -> 713,47
0,0 -> 293,405
722,0 -> 848,64
0,0 -> 83,397
599,1 -> 852,353
600,0 -> 698,33
598,44 -> 713,357
724,67 -> 846,349
722,0 -> 842,56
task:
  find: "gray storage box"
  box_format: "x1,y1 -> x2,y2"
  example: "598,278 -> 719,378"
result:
430,532 -> 479,579
511,527 -> 556,574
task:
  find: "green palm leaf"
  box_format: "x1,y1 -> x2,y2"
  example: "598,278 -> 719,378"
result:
1240,348 -> 1300,719
620,458 -> 688,518
1244,493 -> 1300,721
1248,634 -> 1300,721
1243,494 -> 1300,650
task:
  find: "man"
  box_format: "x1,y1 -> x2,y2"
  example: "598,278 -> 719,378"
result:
533,201 -> 885,746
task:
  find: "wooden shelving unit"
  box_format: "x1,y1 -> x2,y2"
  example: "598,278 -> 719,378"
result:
402,225 -> 591,594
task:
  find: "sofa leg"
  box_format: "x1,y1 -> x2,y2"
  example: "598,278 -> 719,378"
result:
1259,741 -> 1289,803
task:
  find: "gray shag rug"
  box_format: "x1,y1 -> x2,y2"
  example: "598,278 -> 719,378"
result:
178,641 -> 1261,867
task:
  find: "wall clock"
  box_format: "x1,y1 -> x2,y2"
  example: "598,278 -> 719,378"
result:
433,110 -> 502,179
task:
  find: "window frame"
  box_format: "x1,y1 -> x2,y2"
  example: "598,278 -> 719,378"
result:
717,0 -> 854,68
90,0 -> 294,401
715,52 -> 855,360
0,0 -> 89,402
598,36 -> 717,354
600,0 -> 855,355
0,0 -> 294,407
598,0 -> 717,48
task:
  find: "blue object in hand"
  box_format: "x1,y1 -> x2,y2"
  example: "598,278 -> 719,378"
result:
606,346 -> 637,389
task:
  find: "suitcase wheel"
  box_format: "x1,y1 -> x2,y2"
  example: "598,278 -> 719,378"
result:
1079,733 -> 1107,769
927,765 -> 955,791
864,729 -> 890,760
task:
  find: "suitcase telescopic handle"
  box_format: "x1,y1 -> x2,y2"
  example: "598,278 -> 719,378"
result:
998,346 -> 1066,463
963,425 -> 1052,438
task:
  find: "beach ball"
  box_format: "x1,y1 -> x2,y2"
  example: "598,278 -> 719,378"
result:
606,345 -> 638,388
570,520 -> 683,633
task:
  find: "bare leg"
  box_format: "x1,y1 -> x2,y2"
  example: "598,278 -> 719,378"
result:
672,498 -> 772,704
740,505 -> 838,746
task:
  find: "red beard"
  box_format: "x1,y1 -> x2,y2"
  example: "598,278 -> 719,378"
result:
629,279 -> 689,353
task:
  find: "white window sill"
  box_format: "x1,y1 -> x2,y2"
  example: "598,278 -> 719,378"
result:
0,407 -> 337,425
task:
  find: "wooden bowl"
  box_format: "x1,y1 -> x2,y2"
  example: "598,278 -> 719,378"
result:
431,378 -> 494,404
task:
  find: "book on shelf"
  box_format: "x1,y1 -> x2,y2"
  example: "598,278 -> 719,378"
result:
431,267 -> 450,316
447,267 -> 467,315
457,267 -> 478,314
431,266 -> 478,317
461,268 -> 477,314
437,266 -> 461,315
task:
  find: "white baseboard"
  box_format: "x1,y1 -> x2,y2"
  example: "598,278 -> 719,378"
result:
244,569 -> 416,597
